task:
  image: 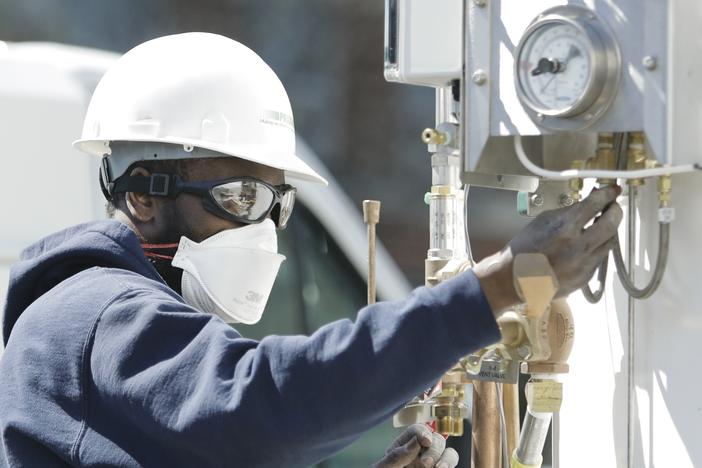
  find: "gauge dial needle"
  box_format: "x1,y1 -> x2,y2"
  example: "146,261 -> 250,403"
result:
531,57 -> 560,76
536,45 -> 582,93
531,45 -> 581,76
562,44 -> 582,69
540,74 -> 558,93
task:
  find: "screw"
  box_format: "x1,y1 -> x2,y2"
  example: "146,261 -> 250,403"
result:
473,0 -> 487,6
536,113 -> 545,122
643,55 -> 658,71
531,194 -> 544,207
472,69 -> 487,86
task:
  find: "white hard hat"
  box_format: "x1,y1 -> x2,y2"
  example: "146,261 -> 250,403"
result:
74,32 -> 327,185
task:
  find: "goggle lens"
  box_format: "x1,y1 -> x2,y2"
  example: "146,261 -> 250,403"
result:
279,190 -> 296,228
210,180 -> 295,228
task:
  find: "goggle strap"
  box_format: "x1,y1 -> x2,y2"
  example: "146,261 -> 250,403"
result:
113,174 -> 176,197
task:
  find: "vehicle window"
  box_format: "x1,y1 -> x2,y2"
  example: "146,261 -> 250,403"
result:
236,203 -> 402,467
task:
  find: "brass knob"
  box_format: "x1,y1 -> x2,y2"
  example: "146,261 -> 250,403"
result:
421,128 -> 448,145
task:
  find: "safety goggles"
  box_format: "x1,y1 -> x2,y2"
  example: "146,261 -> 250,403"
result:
113,174 -> 297,229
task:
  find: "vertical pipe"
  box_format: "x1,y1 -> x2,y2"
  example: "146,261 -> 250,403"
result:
429,85 -> 463,261
503,383 -> 520,459
436,87 -> 448,124
515,408 -> 552,465
471,381 -> 502,468
626,186 -> 637,468
363,200 -> 381,304
552,412 -> 560,468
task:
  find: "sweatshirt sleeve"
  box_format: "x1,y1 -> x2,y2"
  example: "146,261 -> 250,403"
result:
88,270 -> 500,468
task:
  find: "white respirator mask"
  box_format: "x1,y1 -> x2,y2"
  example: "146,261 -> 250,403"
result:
171,218 -> 285,324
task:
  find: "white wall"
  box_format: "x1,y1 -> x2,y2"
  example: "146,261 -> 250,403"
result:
557,175 -> 702,468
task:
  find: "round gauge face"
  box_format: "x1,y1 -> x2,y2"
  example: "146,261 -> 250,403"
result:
517,21 -> 593,115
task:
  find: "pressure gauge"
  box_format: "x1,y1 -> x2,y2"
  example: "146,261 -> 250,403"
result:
514,6 -> 621,129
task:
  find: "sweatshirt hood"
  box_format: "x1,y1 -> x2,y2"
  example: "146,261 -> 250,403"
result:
2,220 -> 162,345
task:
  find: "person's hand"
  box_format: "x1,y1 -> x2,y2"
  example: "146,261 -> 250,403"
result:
474,185 -> 623,313
371,424 -> 459,468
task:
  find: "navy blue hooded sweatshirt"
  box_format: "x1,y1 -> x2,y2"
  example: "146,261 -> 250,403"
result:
0,220 -> 500,467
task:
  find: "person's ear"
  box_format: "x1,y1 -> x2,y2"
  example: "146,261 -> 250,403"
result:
125,167 -> 156,223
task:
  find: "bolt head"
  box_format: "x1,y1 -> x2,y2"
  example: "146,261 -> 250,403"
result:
559,194 -> 575,207
643,55 -> 658,70
473,0 -> 487,6
536,113 -> 545,122
472,70 -> 487,86
531,194 -> 544,207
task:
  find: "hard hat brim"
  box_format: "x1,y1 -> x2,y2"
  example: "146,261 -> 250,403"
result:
74,137 -> 329,186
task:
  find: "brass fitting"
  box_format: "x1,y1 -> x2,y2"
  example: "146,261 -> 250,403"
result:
433,392 -> 467,436
431,185 -> 453,196
585,132 -> 616,186
659,173 -> 672,207
568,160 -> 585,202
422,128 -> 449,145
626,132 -> 648,186
433,366 -> 470,436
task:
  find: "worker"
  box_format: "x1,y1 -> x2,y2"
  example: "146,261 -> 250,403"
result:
0,33 -> 622,467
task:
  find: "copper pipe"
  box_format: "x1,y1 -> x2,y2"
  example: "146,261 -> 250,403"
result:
503,382 -> 520,459
471,381 -> 502,468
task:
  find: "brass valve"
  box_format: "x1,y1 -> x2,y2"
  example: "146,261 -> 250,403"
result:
422,123 -> 459,147
397,256 -> 575,440
521,300 -> 574,375
422,127 -> 449,145
501,256 -> 573,374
